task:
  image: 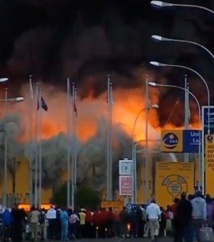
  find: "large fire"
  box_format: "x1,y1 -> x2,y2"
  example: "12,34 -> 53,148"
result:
3,80 -> 200,144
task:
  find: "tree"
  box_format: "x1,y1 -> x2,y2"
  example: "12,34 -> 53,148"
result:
75,186 -> 101,210
51,182 -> 67,206
51,183 -> 101,209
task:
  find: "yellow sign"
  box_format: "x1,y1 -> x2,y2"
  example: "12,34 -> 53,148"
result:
161,130 -> 183,152
155,162 -> 194,208
101,201 -> 124,211
205,134 -> 214,196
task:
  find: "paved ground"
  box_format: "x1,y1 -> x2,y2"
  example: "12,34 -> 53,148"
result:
71,237 -> 173,242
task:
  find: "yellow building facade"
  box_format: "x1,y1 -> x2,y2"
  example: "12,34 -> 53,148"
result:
0,156 -> 199,208
0,157 -> 52,206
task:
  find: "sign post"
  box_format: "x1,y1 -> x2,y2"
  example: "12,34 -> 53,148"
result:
119,176 -> 133,196
205,134 -> 214,196
119,159 -> 133,202
202,106 -> 214,195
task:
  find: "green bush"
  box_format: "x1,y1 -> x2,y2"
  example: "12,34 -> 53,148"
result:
51,183 -> 101,209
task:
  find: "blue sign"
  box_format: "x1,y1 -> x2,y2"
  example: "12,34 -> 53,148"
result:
202,106 -> 214,135
183,130 -> 201,153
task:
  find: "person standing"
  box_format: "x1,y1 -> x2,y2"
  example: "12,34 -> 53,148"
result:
11,204 -> 26,242
78,208 -> 86,238
191,191 -> 207,242
146,199 -> 161,242
2,207 -> 13,240
46,206 -> 57,240
29,206 -> 41,241
176,192 -> 193,242
60,208 -> 69,241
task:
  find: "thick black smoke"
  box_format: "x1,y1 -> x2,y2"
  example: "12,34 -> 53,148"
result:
0,0 -> 213,124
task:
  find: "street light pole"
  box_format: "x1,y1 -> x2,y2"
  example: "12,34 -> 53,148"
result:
148,82 -> 202,193
150,1 -> 214,15
131,143 -> 137,204
67,78 -> 71,208
151,35 -> 214,60
150,61 -> 210,133
132,104 -> 159,203
106,75 -> 113,201
2,88 -> 24,207
3,88 -> 8,207
29,75 -> 34,207
184,75 -> 190,163
145,77 -> 149,203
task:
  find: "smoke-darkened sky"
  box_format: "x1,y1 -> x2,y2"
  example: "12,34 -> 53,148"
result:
0,0 -> 214,119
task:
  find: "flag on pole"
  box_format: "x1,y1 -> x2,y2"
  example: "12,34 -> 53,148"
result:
73,88 -> 77,117
37,97 -> 48,111
29,75 -> 34,99
109,82 -> 114,105
73,102 -> 77,117
106,77 -> 114,104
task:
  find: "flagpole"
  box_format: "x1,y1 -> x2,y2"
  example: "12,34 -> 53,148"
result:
3,88 -> 8,207
71,82 -> 76,209
74,87 -> 77,190
38,87 -> 42,208
106,74 -> 113,201
67,78 -> 71,208
109,79 -> 113,201
29,75 -> 34,206
34,83 -> 39,207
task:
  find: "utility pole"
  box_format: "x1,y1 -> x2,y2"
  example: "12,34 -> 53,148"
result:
184,75 -> 190,163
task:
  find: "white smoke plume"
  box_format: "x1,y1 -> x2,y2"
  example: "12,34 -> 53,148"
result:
0,113 -> 24,177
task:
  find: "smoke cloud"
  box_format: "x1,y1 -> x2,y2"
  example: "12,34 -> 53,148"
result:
0,0 -> 212,190
0,114 -> 24,177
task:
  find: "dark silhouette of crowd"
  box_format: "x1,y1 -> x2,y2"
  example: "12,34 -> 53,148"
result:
0,191 -> 213,242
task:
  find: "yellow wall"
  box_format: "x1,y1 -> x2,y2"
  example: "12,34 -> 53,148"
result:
42,188 -> 52,204
0,157 -> 53,205
0,156 -> 200,207
15,157 -> 30,203
155,162 -> 195,208
0,174 -> 13,200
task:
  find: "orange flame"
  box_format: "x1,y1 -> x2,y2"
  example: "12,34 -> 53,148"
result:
2,81 -> 200,144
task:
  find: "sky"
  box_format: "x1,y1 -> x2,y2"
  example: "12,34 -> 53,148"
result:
0,0 -> 213,124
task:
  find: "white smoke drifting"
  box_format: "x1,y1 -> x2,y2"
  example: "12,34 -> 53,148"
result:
0,114 -> 24,177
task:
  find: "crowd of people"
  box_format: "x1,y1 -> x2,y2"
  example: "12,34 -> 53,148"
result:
0,191 -> 213,242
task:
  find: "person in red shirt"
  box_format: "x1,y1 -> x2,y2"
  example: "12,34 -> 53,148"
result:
93,208 -> 103,238
100,207 -> 109,238
85,209 -> 95,238
171,198 -> 180,219
171,198 -> 180,242
112,208 -> 121,238
106,207 -> 114,238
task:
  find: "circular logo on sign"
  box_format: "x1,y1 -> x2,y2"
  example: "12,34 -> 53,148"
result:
162,133 -> 179,149
207,135 -> 213,143
162,175 -> 188,202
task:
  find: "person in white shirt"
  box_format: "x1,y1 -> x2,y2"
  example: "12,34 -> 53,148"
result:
146,200 -> 161,242
46,206 -> 57,239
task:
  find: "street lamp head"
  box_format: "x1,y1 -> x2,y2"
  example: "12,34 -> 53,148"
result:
0,78 -> 8,83
148,82 -> 158,87
150,61 -> 167,67
150,1 -> 173,7
15,97 -> 24,102
151,104 -> 159,109
150,61 -> 160,67
151,35 -> 163,41
150,1 -> 164,7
